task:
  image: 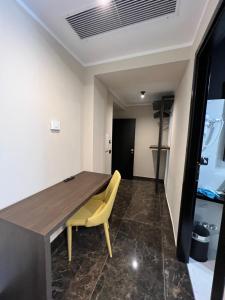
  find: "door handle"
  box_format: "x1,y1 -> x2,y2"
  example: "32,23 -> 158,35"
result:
130,148 -> 134,154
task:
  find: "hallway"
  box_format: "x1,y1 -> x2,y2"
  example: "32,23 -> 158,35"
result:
52,180 -> 194,300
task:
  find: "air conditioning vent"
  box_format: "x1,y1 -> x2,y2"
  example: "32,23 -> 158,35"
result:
66,0 -> 177,39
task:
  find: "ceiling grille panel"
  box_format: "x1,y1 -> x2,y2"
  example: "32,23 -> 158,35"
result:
66,0 -> 177,39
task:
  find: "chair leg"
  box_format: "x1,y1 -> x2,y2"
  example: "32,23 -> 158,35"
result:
67,226 -> 72,262
76,226 -> 78,232
104,222 -> 112,258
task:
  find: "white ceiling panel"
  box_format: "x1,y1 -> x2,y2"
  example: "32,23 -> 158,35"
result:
97,60 -> 188,106
18,0 -> 207,65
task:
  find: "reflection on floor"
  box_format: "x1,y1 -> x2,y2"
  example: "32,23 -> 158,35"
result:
52,179 -> 194,300
188,258 -> 214,300
188,259 -> 225,300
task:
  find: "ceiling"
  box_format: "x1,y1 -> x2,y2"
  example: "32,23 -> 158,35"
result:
65,0 -> 177,39
18,0 -> 207,66
97,60 -> 188,106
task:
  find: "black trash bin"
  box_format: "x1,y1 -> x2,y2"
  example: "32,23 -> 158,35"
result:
190,224 -> 210,262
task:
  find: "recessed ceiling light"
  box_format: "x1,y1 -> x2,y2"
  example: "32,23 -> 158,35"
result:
140,91 -> 146,99
98,0 -> 111,6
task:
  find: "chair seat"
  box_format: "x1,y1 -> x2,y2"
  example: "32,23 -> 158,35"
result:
66,195 -> 104,226
66,170 -> 121,261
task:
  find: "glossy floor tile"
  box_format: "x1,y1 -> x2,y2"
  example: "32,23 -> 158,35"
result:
91,220 -> 164,300
52,179 -> 194,300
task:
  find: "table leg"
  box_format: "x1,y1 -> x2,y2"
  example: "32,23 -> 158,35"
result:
0,219 -> 52,300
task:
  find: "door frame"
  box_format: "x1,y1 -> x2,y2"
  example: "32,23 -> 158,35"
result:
177,0 -> 225,299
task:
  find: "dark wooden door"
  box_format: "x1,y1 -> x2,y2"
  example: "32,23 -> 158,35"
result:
112,119 -> 136,179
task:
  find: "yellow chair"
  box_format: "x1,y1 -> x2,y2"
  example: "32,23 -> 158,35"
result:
66,170 -> 121,262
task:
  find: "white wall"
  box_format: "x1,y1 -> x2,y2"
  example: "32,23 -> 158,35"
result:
114,106 -> 168,179
82,80 -> 94,171
93,78 -> 113,174
105,93 -> 114,174
165,61 -> 194,238
165,0 -> 220,241
82,77 -> 113,174
0,0 -> 84,209
93,77 -> 107,173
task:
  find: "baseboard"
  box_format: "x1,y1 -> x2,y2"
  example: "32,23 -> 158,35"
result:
164,189 -> 177,246
133,176 -> 164,182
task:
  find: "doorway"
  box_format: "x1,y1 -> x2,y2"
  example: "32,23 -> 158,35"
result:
112,119 -> 136,179
177,1 -> 225,299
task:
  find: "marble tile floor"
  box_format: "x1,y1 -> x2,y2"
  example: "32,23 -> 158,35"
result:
52,179 -> 194,300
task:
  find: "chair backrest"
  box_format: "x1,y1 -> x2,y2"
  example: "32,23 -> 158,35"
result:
86,170 -> 121,227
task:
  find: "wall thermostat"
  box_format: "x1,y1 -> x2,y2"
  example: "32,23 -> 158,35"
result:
50,120 -> 61,131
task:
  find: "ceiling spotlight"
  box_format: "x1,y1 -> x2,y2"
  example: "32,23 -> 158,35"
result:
140,91 -> 146,99
98,0 -> 111,6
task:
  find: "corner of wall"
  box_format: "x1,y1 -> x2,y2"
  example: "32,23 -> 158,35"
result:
164,0 -> 221,241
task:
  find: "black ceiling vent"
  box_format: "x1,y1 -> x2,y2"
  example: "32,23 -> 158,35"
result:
66,0 -> 177,39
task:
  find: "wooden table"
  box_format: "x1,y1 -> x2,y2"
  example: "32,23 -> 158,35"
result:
0,171 -> 111,300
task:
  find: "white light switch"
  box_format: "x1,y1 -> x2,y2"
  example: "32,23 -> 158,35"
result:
50,120 -> 61,131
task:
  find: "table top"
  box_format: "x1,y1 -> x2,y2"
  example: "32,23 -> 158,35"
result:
0,172 -> 111,236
